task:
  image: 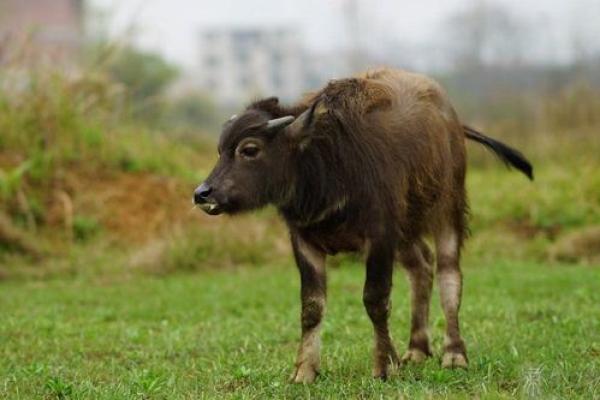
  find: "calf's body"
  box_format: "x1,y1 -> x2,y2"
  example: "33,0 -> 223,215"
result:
194,68 -> 532,382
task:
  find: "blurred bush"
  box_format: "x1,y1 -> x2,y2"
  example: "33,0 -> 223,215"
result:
543,83 -> 600,130
0,41 -> 217,267
129,211 -> 290,275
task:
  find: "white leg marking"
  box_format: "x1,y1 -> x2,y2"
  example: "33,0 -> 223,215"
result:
438,230 -> 458,259
297,239 -> 325,274
438,270 -> 461,311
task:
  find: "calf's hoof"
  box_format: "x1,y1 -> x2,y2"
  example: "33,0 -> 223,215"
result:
401,348 -> 430,364
372,350 -> 400,380
441,352 -> 468,368
372,362 -> 394,381
290,363 -> 318,384
372,370 -> 389,380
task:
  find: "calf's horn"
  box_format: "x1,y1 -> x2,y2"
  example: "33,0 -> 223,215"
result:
266,116 -> 295,130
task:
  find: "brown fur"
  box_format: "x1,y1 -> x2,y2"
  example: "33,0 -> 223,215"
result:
194,67 -> 533,382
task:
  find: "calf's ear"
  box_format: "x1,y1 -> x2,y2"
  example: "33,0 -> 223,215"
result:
249,97 -> 284,116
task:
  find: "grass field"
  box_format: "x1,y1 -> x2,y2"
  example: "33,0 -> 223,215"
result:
2,39 -> 600,400
2,260 -> 599,399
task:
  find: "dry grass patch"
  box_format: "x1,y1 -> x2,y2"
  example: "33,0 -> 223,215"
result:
549,226 -> 600,265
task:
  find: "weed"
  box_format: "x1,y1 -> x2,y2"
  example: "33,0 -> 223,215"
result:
45,376 -> 74,399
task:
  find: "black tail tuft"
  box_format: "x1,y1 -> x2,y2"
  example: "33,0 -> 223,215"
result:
464,125 -> 534,180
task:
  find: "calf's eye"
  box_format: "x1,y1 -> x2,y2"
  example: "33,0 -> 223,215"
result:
240,145 -> 260,158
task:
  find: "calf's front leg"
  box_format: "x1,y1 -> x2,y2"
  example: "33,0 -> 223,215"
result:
363,240 -> 399,379
290,234 -> 326,384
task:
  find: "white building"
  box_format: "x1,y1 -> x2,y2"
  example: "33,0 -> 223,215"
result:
197,28 -> 308,106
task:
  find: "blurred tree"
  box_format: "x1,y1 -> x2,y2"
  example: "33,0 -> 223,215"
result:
80,4 -> 231,133
108,47 -> 177,102
443,1 -> 527,71
167,92 -> 220,132
107,46 -> 178,124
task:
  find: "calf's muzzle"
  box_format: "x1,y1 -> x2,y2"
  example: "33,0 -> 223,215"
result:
193,182 -> 222,215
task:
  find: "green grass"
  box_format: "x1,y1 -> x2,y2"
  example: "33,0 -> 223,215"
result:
1,261 -> 599,399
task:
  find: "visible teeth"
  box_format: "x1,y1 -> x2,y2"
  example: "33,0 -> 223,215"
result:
199,203 -> 219,213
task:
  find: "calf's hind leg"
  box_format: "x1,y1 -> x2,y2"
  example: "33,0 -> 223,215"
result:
435,226 -> 468,368
399,240 -> 434,364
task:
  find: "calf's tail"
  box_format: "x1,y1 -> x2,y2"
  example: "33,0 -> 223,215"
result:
463,125 -> 534,180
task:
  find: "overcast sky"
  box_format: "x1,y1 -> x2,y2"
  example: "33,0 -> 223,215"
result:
90,0 -> 600,68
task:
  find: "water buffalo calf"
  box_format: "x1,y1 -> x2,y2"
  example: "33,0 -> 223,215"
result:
194,68 -> 533,382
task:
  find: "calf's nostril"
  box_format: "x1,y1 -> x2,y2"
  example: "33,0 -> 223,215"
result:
193,183 -> 213,204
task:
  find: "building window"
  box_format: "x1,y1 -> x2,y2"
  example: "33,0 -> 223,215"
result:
205,55 -> 219,68
235,48 -> 249,64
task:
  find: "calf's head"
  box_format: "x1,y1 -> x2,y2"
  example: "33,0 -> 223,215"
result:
194,98 -> 327,215
192,109 -> 294,215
